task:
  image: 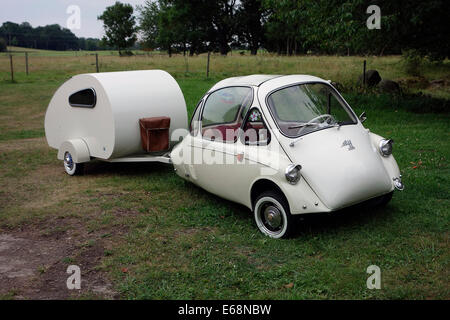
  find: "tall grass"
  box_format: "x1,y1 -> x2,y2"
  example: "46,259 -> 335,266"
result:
1,52 -> 448,98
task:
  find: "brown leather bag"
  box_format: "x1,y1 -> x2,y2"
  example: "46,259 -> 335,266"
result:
139,117 -> 171,152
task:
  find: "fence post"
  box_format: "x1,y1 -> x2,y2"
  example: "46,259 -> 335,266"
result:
206,52 -> 210,78
25,52 -> 29,75
9,54 -> 14,82
95,53 -> 99,73
363,60 -> 366,89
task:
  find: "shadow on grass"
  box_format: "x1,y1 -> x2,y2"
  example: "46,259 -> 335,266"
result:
80,160 -> 396,238
291,200 -> 395,238
185,183 -> 396,239
221,193 -> 396,239
83,160 -> 173,177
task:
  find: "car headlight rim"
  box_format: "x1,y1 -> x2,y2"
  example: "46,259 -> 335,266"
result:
285,164 -> 302,185
379,139 -> 393,157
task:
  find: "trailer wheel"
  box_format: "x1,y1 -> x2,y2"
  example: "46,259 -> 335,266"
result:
254,191 -> 294,239
63,152 -> 84,176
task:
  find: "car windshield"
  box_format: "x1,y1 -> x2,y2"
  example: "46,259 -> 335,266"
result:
267,83 -> 356,137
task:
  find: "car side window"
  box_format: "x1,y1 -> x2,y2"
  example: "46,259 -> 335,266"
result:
241,108 -> 270,146
201,87 -> 252,142
190,99 -> 203,136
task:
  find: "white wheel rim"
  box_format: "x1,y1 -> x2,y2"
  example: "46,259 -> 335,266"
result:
63,152 -> 76,175
254,197 -> 288,238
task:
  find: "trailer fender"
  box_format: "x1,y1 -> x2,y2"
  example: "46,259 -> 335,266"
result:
57,139 -> 90,163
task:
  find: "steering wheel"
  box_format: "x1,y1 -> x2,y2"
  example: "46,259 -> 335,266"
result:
295,114 -> 336,135
308,114 -> 335,125
297,113 -> 336,134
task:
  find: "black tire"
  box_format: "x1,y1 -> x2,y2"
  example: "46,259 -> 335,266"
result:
379,191 -> 394,206
72,162 -> 85,176
253,191 -> 294,238
372,191 -> 394,207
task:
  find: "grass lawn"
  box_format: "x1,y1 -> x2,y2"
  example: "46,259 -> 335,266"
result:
0,53 -> 448,299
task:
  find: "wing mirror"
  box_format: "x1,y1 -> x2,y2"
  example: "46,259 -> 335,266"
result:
359,111 -> 367,123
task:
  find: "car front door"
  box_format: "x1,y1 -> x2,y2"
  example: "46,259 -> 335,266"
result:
193,86 -> 253,202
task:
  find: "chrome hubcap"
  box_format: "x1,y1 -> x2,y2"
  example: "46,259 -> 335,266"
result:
64,152 -> 74,171
263,205 -> 282,230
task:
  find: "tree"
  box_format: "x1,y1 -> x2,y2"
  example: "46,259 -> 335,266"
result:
236,0 -> 266,55
98,1 -> 137,55
210,0 -> 237,55
0,38 -> 6,52
263,0 -> 305,55
377,0 -> 449,60
136,0 -> 448,58
156,0 -> 185,56
138,0 -> 160,50
138,0 -> 215,56
175,0 -> 214,55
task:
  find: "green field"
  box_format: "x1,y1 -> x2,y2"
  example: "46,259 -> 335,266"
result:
0,50 -> 448,299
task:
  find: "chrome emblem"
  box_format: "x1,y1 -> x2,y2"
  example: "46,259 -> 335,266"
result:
341,140 -> 355,151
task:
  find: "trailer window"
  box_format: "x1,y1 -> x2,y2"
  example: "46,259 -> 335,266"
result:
69,88 -> 96,108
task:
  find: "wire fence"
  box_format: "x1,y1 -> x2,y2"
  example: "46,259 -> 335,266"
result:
1,49 -> 280,82
0,51 -> 218,82
0,49 -> 404,89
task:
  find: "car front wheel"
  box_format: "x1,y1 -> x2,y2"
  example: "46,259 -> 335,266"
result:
373,191 -> 394,207
253,191 -> 294,239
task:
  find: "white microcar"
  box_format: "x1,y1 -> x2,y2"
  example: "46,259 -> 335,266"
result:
171,74 -> 404,238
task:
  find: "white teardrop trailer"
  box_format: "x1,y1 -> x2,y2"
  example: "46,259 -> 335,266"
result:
45,70 -> 404,238
45,70 -> 187,174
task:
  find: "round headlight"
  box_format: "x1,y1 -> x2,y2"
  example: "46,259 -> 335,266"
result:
379,139 -> 393,157
285,164 -> 302,184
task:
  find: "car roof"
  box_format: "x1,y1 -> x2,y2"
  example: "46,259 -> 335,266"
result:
207,75 -> 282,92
207,74 -> 327,93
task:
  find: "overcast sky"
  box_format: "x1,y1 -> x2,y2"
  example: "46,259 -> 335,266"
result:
0,0 -> 147,38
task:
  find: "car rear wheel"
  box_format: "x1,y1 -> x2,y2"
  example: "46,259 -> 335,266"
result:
63,151 -> 84,176
254,191 -> 294,239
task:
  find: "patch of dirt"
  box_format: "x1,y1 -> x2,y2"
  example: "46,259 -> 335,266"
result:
175,227 -> 201,236
0,229 -> 120,300
0,140 -> 127,299
0,206 -> 126,300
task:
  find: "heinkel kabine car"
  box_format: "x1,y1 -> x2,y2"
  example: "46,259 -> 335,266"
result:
45,72 -> 403,238
170,74 -> 404,238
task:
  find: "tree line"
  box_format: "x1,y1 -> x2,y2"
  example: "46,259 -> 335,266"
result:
1,0 -> 448,60
0,21 -> 108,51
136,0 -> 448,59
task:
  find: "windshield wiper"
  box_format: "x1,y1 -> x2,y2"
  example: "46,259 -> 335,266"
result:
327,122 -> 341,129
288,123 -> 320,129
